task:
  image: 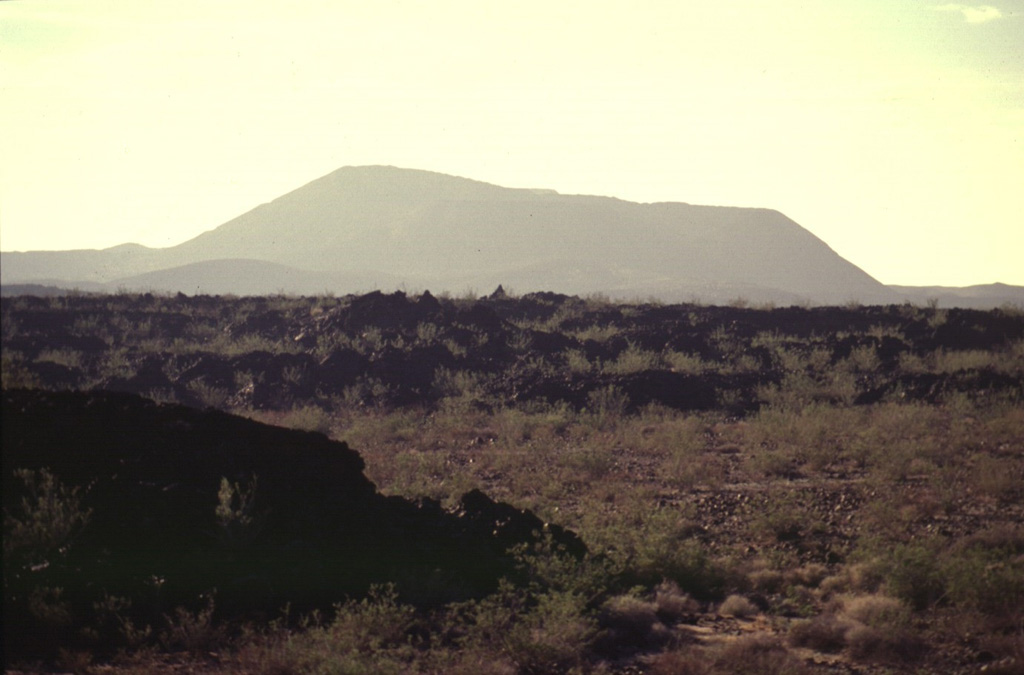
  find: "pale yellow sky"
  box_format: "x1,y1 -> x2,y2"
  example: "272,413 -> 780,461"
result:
1,0 -> 1022,286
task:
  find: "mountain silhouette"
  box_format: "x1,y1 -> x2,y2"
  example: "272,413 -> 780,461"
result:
3,166 -> 1014,305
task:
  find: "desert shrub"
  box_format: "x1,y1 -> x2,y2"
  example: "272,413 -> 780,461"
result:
875,542 -> 945,610
513,537 -> 615,603
91,593 -> 153,650
565,444 -> 615,479
280,404 -> 333,435
352,326 -> 388,355
752,492 -> 818,543
432,367 -> 475,399
931,348 -> 1000,373
633,530 -> 724,598
26,586 -> 74,628
563,349 -> 593,374
98,347 -> 138,380
653,416 -> 721,488
35,348 -> 84,369
1,352 -> 42,389
160,595 -> 224,655
215,474 -> 262,547
446,580 -> 522,654
745,403 -> 864,473
328,584 -> 417,653
341,376 -> 394,408
840,344 -> 881,373
4,468 -> 92,567
232,586 -> 418,674
662,451 -> 725,490
227,333 -> 302,357
567,324 -> 620,343
503,590 -> 596,674
187,378 -> 228,408
338,408 -> 423,452
971,453 -> 1024,502
747,448 -> 799,479
492,404 -> 572,447
864,532 -> 1015,618
432,368 -> 493,411
603,344 -> 663,375
54,648 -> 93,673
942,543 -> 1024,618
415,321 -> 442,344
758,360 -> 858,410
386,450 -> 453,501
586,385 -> 630,425
663,350 -> 709,375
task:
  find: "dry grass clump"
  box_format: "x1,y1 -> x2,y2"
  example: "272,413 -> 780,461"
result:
653,580 -> 701,623
844,622 -> 925,663
819,562 -> 881,596
839,593 -> 909,627
788,593 -> 925,664
788,614 -> 853,653
840,594 -> 925,663
595,594 -> 675,657
649,635 -> 812,675
786,563 -> 828,589
717,594 -> 758,618
747,567 -> 785,594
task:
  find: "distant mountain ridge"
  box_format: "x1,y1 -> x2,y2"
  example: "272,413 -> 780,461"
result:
3,166 -> 1020,307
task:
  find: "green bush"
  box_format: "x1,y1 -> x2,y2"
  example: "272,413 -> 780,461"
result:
4,468 -> 92,568
878,542 -> 945,610
503,590 -> 596,674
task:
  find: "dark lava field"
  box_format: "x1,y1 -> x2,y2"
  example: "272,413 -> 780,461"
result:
3,290 -> 1023,674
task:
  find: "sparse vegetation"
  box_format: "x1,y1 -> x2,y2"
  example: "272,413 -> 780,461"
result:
3,289 -> 1023,673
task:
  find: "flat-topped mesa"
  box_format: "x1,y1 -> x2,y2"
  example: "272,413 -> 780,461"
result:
1,166 -> 898,305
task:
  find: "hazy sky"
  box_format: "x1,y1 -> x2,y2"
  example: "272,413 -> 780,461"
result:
2,1 -> 1022,286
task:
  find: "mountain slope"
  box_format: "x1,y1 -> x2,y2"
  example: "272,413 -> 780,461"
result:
165,166 -> 896,303
2,166 -> 895,303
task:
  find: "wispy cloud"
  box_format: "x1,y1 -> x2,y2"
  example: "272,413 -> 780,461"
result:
930,4 -> 1004,23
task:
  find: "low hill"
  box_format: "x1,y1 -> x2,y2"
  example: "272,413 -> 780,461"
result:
104,258 -> 407,297
890,283 -> 1024,309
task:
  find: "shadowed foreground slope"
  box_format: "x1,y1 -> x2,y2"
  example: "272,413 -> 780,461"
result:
2,388 -> 583,659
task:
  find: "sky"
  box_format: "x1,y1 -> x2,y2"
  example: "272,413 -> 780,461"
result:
1,0 -> 1022,287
